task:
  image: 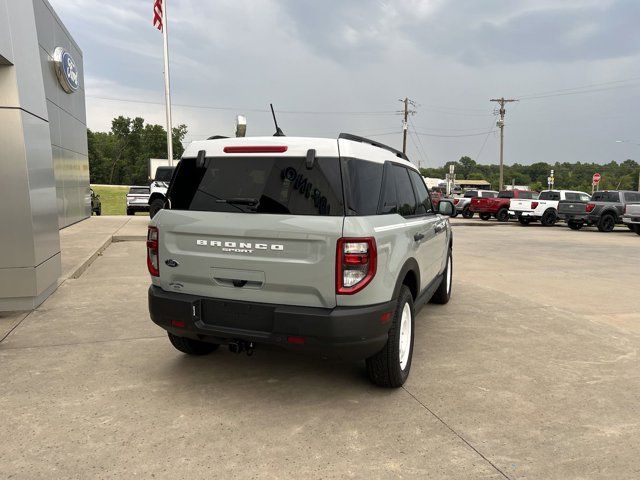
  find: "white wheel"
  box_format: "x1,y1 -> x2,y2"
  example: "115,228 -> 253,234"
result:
398,302 -> 412,370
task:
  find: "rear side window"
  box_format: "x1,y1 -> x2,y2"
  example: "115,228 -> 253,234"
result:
408,169 -> 433,215
565,192 -> 590,202
155,167 -> 175,182
624,192 -> 640,203
464,190 -> 478,198
592,192 -> 620,202
539,191 -> 560,200
379,164 -> 417,217
169,156 -> 344,216
343,158 -> 383,216
482,191 -> 497,198
498,191 -> 514,199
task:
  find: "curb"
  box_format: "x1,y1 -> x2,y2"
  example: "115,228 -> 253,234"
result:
68,236 -> 113,280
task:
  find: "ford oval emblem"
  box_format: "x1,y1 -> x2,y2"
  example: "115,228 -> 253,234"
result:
53,47 -> 79,94
165,259 -> 179,268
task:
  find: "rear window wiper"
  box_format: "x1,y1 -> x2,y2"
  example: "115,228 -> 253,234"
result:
216,197 -> 259,206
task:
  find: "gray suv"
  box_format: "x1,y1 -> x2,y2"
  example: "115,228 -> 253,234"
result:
147,134 -> 454,387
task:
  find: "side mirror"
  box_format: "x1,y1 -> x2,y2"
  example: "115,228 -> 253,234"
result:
438,200 -> 455,216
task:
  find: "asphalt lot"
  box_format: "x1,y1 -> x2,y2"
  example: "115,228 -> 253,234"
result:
1,218 -> 639,479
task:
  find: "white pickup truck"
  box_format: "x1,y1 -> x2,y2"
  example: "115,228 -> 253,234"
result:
509,190 -> 591,226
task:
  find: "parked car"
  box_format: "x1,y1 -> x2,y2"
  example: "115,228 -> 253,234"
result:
147,133 -> 455,388
510,190 -> 591,226
149,166 -> 176,218
558,190 -> 640,231
90,188 -> 102,216
126,186 -> 151,215
453,190 -> 498,219
622,203 -> 640,235
469,189 -> 535,222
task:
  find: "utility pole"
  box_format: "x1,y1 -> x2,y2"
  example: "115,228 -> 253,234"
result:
490,97 -> 517,191
399,97 -> 417,155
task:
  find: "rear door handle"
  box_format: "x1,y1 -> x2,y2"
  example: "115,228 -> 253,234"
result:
414,233 -> 424,242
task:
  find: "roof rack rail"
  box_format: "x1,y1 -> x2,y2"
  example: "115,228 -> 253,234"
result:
338,133 -> 408,161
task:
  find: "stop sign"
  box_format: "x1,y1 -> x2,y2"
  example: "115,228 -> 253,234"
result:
593,173 -> 601,184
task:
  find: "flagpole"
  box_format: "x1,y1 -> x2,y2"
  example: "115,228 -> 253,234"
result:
161,0 -> 174,166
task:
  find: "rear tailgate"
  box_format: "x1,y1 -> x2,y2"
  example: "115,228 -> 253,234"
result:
510,199 -> 534,213
558,201 -> 587,217
154,212 -> 342,308
127,194 -> 150,205
470,197 -> 493,211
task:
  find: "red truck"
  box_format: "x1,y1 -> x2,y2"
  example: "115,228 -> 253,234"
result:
469,189 -> 536,222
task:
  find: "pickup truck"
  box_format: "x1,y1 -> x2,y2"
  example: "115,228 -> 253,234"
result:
510,190 -> 591,226
469,189 -> 535,222
558,190 -> 640,232
453,190 -> 498,219
622,203 -> 640,235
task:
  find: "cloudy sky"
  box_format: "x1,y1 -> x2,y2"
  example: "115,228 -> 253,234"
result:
50,0 -> 640,167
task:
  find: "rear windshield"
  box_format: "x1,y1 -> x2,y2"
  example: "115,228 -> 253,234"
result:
155,167 -> 175,182
169,156 -> 344,216
539,191 -> 560,200
499,190 -> 533,199
592,192 -> 620,202
129,187 -> 149,194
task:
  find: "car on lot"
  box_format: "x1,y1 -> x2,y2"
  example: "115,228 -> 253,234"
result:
622,203 -> 640,235
559,190 -> 640,232
126,186 -> 151,215
469,189 -> 535,222
90,188 -> 101,216
147,133 -> 455,388
453,190 -> 498,219
149,166 -> 176,218
510,190 -> 591,226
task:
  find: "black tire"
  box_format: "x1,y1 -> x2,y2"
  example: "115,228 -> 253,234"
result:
636,226 -> 640,236
168,332 -> 219,355
126,208 -> 133,216
540,209 -> 558,226
627,224 -> 635,232
518,216 -> 531,225
149,198 -> 165,219
430,249 -> 452,305
597,213 -> 615,232
568,220 -> 583,230
479,213 -> 491,221
495,208 -> 509,222
462,207 -> 474,219
96,208 -> 101,216
366,285 -> 414,388
450,209 -> 459,218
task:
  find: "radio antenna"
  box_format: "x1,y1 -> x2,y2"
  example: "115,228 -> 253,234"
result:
270,103 -> 285,137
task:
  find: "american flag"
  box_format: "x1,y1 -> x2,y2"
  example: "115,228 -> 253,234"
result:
153,0 -> 163,31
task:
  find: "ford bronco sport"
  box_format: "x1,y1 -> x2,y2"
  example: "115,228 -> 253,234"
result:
147,134 -> 454,387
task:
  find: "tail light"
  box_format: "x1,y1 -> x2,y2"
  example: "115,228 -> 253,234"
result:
224,146 -> 288,154
453,199 -> 460,205
531,201 -> 539,209
336,238 -> 377,295
147,226 -> 159,277
586,203 -> 596,213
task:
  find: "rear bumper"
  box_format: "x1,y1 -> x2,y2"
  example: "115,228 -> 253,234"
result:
127,203 -> 150,211
623,215 -> 640,225
509,210 -> 538,218
148,286 -> 395,360
560,213 -> 594,223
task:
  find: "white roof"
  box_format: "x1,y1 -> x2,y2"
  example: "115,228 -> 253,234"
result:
182,136 -> 416,169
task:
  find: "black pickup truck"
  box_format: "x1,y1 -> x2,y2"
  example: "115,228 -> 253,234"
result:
558,190 -> 640,232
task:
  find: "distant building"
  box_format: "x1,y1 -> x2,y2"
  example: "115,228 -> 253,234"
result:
456,180 -> 492,190
423,177 -> 445,189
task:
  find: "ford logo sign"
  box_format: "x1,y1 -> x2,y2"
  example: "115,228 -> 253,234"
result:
53,47 -> 79,94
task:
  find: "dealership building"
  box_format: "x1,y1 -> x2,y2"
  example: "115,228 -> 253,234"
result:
0,0 -> 89,310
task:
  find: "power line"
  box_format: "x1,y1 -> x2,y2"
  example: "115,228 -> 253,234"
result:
517,75 -> 640,100
413,130 -> 495,138
86,95 -> 398,116
409,116 -> 430,168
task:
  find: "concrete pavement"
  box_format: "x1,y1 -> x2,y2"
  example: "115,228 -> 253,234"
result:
1,217 -> 639,479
